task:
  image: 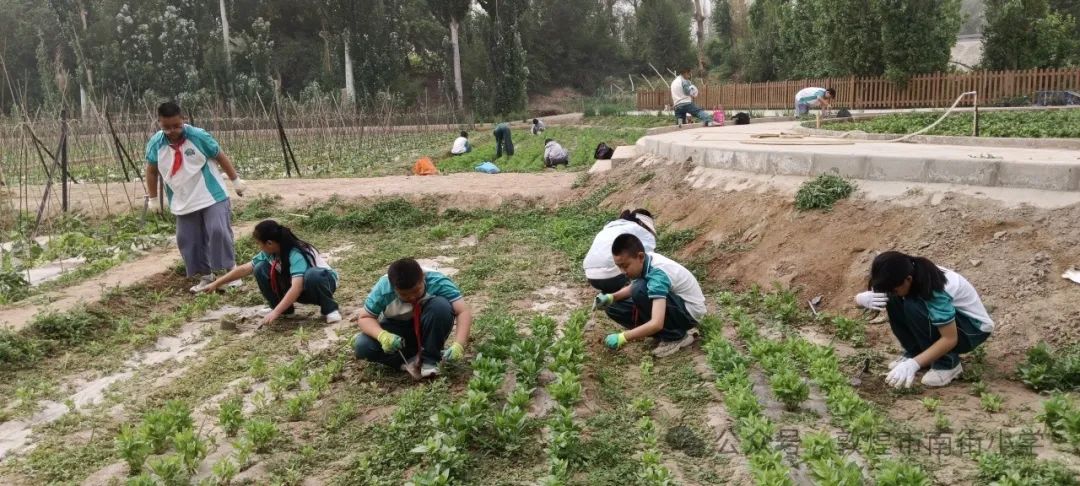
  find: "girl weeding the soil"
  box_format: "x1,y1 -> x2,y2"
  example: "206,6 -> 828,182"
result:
201,220 -> 341,326
855,251 -> 993,389
583,209 -> 657,293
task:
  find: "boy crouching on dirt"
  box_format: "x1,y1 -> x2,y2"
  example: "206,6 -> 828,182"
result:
593,234 -> 706,357
353,258 -> 473,379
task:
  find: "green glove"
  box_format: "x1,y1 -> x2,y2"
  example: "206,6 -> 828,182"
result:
593,293 -> 614,310
377,330 -> 404,353
604,333 -> 627,350
442,341 -> 465,361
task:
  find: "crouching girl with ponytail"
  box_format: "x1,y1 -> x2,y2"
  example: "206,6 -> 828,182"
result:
202,220 -> 341,326
855,251 -> 993,389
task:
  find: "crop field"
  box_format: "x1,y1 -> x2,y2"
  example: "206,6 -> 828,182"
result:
816,109 -> 1080,138
1,184 -> 1078,486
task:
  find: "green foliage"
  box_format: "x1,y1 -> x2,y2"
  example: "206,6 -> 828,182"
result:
634,0 -> 696,71
172,429 -> 208,473
977,452 -> 1080,485
825,110 -> 1080,139
0,269 -> 30,304
800,431 -> 839,463
830,315 -> 866,346
737,414 -> 776,454
211,457 -> 239,485
809,457 -> 863,486
875,460 -> 932,486
285,391 -> 317,421
1018,342 -> 1080,391
147,455 -> 187,486
920,397 -> 941,412
115,425 -> 152,475
769,367 -> 810,411
547,370 -> 583,408
0,329 -> 42,367
980,392 -> 1004,413
982,0 -> 1080,70
218,397 -> 244,438
29,308 -> 105,345
243,419 -> 279,453
795,174 -> 857,211
656,228 -> 699,254
934,411 -> 951,433
748,449 -> 793,486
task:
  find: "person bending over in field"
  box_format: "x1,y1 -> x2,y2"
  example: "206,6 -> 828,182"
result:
146,101 -> 248,293
593,234 -> 705,357
855,251 -> 993,389
201,220 -> 341,326
583,209 -> 657,294
493,122 -> 514,159
353,258 -> 473,378
451,131 -> 471,156
543,138 -> 569,168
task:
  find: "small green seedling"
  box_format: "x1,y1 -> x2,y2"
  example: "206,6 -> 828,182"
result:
980,392 -> 1004,413
147,455 -> 187,486
920,397 -> 941,412
173,429 -> 207,473
218,397 -> 244,437
243,419 -> 278,453
248,356 -> 268,380
875,459 -> 932,486
934,411 -> 951,433
115,424 -> 151,474
212,457 -> 238,485
770,367 -> 810,411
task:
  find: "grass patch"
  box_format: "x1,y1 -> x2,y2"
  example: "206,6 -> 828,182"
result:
1017,342 -> 1080,392
817,109 -> 1080,138
795,173 -> 857,211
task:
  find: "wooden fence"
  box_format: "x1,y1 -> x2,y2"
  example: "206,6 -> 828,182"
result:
636,68 -> 1080,110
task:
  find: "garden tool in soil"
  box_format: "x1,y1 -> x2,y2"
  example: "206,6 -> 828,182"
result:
808,295 -> 823,317
850,357 -> 872,388
399,350 -> 422,380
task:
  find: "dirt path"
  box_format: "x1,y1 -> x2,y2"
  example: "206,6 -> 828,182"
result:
5,172 -> 578,222
1,172 -> 577,332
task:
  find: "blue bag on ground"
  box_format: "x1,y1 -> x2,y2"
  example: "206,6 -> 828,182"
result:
475,161 -> 500,174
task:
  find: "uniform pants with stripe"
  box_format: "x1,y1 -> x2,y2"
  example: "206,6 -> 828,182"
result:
886,297 -> 990,370
605,279 -> 697,342
353,296 -> 455,367
175,199 -> 235,277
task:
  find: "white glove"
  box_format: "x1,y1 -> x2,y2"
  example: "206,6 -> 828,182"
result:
885,359 -> 920,389
231,177 -> 247,197
145,195 -> 161,212
855,291 -> 888,311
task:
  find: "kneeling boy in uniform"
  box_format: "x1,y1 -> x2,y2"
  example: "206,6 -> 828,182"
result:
594,234 -> 706,357
353,258 -> 473,378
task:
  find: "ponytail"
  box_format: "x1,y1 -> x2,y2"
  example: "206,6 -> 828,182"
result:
869,251 -> 946,300
253,220 -> 316,290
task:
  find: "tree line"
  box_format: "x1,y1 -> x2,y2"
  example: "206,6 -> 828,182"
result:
0,0 -> 1076,118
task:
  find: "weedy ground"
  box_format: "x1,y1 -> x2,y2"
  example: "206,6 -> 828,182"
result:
0,185 -> 1078,485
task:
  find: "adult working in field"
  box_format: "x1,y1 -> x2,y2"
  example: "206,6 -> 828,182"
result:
353,258 -> 473,378
594,234 -> 705,357
583,209 -> 657,293
493,122 -> 514,159
543,138 -> 569,168
451,131 -> 471,155
855,251 -> 993,388
670,67 -> 712,127
795,87 -> 835,116
146,101 -> 247,292
200,220 -> 342,325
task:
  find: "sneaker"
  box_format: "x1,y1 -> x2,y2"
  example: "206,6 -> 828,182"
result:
189,274 -> 215,293
257,306 -> 297,318
420,361 -> 440,378
922,364 -> 963,387
652,333 -> 696,358
325,310 -> 342,323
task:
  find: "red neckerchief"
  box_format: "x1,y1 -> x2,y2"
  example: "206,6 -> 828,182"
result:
412,301 -> 423,355
168,135 -> 186,177
269,259 -> 281,296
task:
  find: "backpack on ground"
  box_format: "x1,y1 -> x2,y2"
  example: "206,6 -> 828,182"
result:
594,143 -> 614,160
733,112 -> 751,125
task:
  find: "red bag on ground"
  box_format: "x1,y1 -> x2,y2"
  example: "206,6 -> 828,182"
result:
412,157 -> 438,176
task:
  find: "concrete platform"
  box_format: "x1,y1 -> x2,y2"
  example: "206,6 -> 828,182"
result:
636,121 -> 1080,191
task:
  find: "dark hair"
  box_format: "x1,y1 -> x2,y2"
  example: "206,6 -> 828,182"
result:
612,233 -> 646,257
618,209 -> 656,236
826,88 -> 836,97
253,220 -> 316,292
158,101 -> 182,118
869,251 -> 946,300
388,258 -> 424,290
544,138 -> 553,144
460,131 -> 468,138
532,119 -> 539,124
680,67 -> 693,75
